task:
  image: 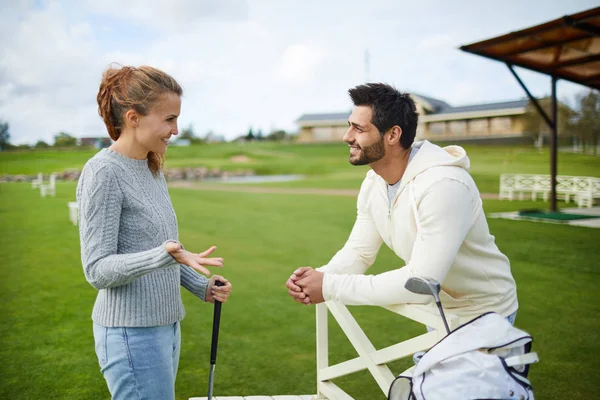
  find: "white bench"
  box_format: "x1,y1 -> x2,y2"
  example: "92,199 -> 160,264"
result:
40,173 -> 56,197
499,173 -> 600,208
68,202 -> 79,226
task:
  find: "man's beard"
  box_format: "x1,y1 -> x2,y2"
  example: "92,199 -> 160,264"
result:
349,136 -> 385,165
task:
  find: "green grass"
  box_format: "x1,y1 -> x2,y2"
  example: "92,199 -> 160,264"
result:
0,147 -> 97,175
1,182 -> 599,399
2,142 -> 599,194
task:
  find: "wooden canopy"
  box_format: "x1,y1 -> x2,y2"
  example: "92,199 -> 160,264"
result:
460,7 -> 600,212
460,7 -> 600,90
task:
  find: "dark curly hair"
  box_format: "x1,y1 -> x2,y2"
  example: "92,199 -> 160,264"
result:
348,83 -> 419,149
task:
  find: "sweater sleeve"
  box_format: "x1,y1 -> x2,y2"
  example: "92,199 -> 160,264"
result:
77,162 -> 177,289
317,177 -> 383,280
180,264 -> 209,301
322,178 -> 475,305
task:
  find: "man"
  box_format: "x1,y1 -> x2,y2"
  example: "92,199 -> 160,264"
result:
286,83 -> 518,325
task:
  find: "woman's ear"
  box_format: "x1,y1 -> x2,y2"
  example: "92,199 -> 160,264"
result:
124,109 -> 139,128
387,125 -> 402,145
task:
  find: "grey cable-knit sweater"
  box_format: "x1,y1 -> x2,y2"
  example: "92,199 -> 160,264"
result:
76,148 -> 209,327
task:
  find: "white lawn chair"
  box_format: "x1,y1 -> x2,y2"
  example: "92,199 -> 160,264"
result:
189,302 -> 458,400
31,173 -> 43,189
40,173 -> 56,197
315,301 -> 459,399
68,202 -> 79,226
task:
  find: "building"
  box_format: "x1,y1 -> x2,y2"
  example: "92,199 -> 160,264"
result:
171,138 -> 191,146
296,94 -> 530,143
204,131 -> 227,143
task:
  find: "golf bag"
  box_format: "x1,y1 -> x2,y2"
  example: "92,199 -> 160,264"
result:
388,312 -> 539,400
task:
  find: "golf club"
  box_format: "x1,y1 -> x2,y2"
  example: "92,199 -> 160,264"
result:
207,280 -> 224,400
404,277 -> 451,334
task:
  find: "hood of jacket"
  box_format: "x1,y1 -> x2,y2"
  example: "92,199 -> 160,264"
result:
401,140 -> 470,185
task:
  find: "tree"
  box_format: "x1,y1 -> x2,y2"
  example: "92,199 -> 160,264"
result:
0,120 -> 10,151
266,129 -> 288,141
245,127 -> 255,141
53,131 -> 77,147
522,97 -> 576,146
180,124 -> 196,140
179,124 -> 206,144
572,90 -> 600,155
203,130 -> 224,143
35,140 -> 50,148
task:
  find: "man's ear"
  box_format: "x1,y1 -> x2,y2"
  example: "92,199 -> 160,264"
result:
124,109 -> 139,128
387,125 -> 402,145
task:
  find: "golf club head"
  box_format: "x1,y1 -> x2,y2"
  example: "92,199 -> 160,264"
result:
405,277 -> 451,334
405,277 -> 441,300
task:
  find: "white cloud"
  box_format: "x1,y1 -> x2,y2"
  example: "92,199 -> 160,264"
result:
417,34 -> 456,52
275,44 -> 326,85
84,0 -> 249,33
0,2 -> 105,144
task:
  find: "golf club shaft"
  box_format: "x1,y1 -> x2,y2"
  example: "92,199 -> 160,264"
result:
207,365 -> 215,400
436,300 -> 451,334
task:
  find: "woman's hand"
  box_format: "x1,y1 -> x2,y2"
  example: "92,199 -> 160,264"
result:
166,243 -> 223,276
205,275 -> 232,303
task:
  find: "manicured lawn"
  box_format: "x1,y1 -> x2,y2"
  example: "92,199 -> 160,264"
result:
0,147 -> 97,175
1,182 -> 598,399
2,143 -> 599,195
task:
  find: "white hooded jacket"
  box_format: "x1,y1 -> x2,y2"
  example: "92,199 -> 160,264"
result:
318,140 -> 518,324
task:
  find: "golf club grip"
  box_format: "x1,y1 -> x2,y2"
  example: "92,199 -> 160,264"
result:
210,280 -> 224,364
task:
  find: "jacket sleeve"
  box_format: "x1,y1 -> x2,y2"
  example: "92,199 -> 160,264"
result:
321,178 -> 475,305
317,177 -> 384,293
180,264 -> 210,301
77,162 -> 178,290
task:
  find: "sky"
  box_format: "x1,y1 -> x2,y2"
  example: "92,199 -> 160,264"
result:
1,0 -> 597,145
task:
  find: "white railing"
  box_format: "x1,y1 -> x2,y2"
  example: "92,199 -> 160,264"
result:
499,173 -> 600,208
315,301 -> 459,400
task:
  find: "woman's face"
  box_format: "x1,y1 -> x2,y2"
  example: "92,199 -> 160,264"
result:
135,92 -> 181,155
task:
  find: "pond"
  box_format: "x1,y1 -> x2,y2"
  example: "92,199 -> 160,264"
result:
205,174 -> 305,184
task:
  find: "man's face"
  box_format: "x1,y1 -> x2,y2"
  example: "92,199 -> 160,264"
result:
343,106 -> 385,166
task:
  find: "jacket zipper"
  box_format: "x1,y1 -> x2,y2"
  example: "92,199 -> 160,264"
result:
387,182 -> 410,245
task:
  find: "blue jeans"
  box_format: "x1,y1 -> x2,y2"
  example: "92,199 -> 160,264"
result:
506,311 -> 517,325
93,322 -> 181,400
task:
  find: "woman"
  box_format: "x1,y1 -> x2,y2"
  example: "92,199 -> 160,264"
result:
77,64 -> 232,400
